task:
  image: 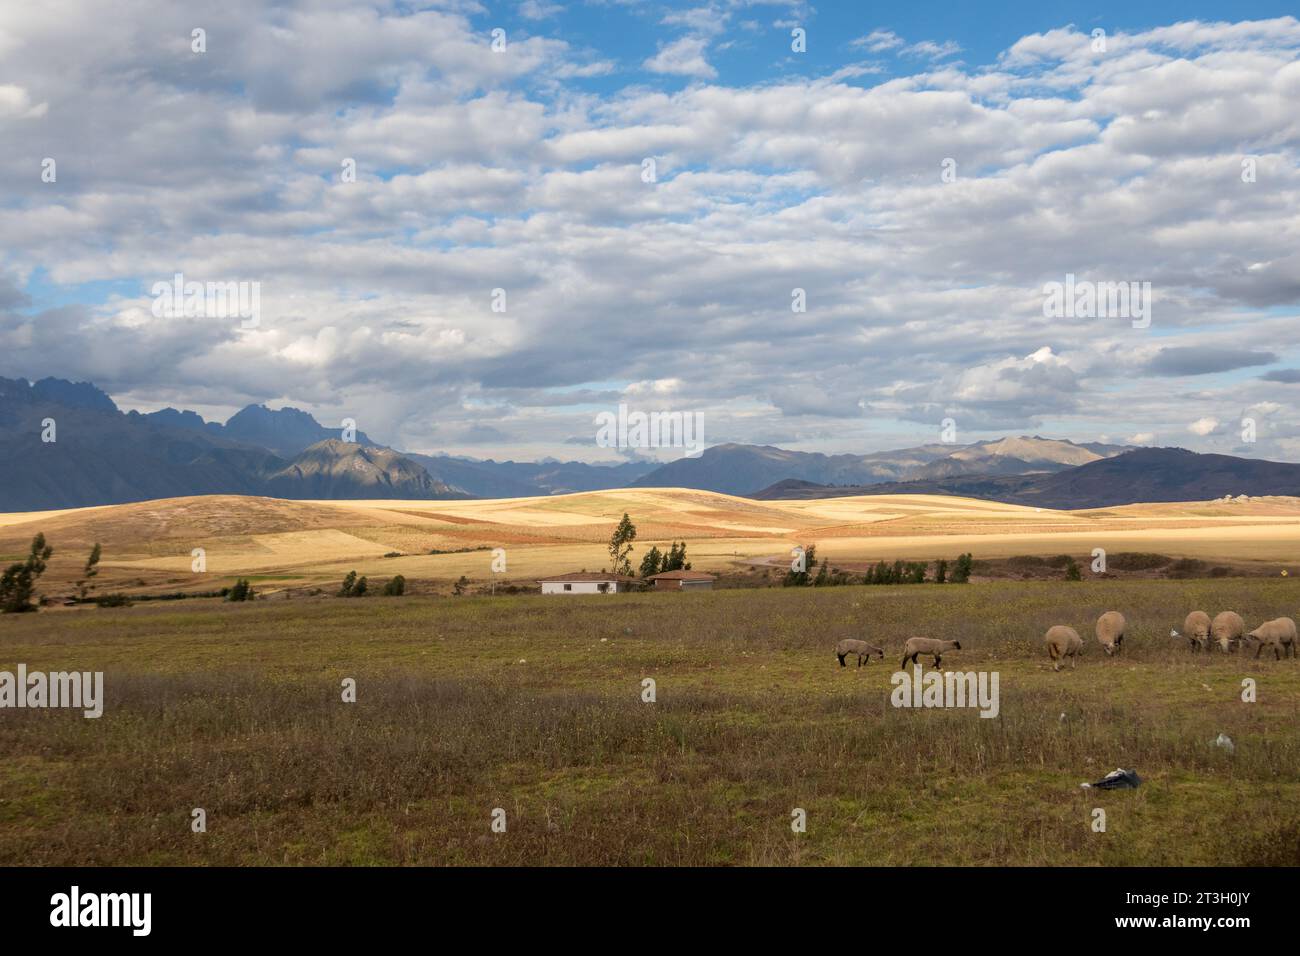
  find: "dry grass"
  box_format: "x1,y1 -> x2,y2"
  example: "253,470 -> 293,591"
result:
1,578 -> 1298,865
2,490 -> 1300,597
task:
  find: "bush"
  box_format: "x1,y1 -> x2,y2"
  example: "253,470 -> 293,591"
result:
1167,558 -> 1206,578
225,578 -> 255,602
1107,552 -> 1172,571
339,571 -> 358,597
1065,558 -> 1082,581
95,593 -> 133,608
382,575 -> 406,596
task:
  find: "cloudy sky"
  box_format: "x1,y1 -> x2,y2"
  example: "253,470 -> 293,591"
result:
2,0 -> 1298,463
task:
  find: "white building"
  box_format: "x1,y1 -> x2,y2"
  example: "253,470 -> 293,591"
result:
538,571 -> 639,595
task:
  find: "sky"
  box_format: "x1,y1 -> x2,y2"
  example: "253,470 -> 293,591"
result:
1,0 -> 1298,464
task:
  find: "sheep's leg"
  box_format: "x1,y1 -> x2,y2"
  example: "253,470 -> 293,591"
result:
1255,643 -> 1263,659
1274,646 -> 1281,661
1071,654 -> 1077,669
837,654 -> 846,668
932,654 -> 941,668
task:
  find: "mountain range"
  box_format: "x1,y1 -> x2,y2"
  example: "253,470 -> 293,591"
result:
2,376 -> 1296,511
0,377 -> 654,510
753,447 -> 1300,509
629,436 -> 1130,494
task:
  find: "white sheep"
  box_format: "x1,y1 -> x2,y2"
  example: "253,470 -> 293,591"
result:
1045,625 -> 1083,672
1171,610 -> 1211,652
1210,611 -> 1245,653
900,637 -> 961,670
835,639 -> 884,668
1095,610 -> 1126,656
1243,618 -> 1298,660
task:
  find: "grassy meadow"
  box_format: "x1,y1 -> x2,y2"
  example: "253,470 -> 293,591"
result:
3,578 -> 1299,866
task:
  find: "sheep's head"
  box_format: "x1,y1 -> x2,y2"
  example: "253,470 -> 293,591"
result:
874,647 -> 884,659
1169,628 -> 1180,639
952,640 -> 962,650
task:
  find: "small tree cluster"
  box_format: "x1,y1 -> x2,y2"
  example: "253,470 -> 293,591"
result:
640,540 -> 691,577
863,560 -> 928,585
339,571 -> 367,597
950,553 -> 974,583
382,574 -> 406,596
782,544 -> 816,586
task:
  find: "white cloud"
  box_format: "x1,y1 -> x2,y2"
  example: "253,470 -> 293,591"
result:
644,35 -> 717,79
0,7 -> 1298,459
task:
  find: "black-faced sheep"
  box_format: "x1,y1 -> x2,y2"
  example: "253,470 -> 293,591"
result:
835,639 -> 884,668
1243,617 -> 1298,660
1172,610 -> 1211,652
900,637 -> 961,670
1045,625 -> 1084,672
1095,610 -> 1126,656
1211,611 -> 1245,653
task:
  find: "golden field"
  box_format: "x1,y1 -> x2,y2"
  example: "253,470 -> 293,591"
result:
1,489 -> 1299,596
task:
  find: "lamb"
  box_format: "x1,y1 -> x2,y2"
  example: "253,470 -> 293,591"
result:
1045,625 -> 1084,672
1171,610 -> 1211,652
1243,618 -> 1298,660
835,639 -> 884,668
900,637 -> 961,670
1211,611 -> 1245,653
1095,611 -> 1126,656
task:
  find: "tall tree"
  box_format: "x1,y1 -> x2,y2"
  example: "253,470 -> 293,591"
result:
76,542 -> 102,600
0,533 -> 54,613
639,546 -> 663,578
608,513 -> 637,576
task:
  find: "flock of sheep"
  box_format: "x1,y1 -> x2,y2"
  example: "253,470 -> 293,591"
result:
835,611 -> 1299,673
1043,609 -> 1298,671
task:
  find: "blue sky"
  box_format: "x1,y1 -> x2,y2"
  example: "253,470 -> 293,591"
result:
1,0 -> 1298,462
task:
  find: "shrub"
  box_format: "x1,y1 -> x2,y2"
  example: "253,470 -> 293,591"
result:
95,593 -> 133,608
225,578 -> 255,602
339,571 -> 358,597
382,575 -> 406,596
1065,558 -> 1082,581
1107,552 -> 1172,571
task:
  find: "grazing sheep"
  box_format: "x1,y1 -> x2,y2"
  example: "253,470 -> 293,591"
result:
900,637 -> 961,670
835,638 -> 884,668
1095,611 -> 1127,656
1171,610 -> 1211,652
1045,625 -> 1084,672
1211,611 -> 1245,653
1243,618 -> 1298,660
